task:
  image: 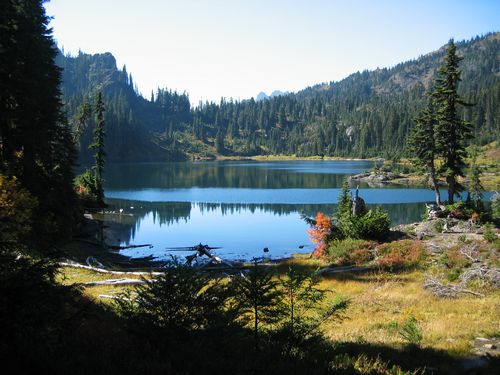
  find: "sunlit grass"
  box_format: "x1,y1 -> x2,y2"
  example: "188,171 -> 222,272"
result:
318,269 -> 500,356
59,257 -> 500,357
58,266 -> 148,302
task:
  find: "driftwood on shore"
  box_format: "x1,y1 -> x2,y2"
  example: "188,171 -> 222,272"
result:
107,244 -> 153,250
59,261 -> 164,276
423,276 -> 485,298
98,294 -> 130,301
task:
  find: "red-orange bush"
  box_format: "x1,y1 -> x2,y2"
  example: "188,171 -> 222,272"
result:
349,247 -> 375,265
442,247 -> 471,269
307,212 -> 333,258
376,240 -> 427,270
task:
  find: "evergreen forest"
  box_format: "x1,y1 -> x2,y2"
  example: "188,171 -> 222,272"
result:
57,33 -> 500,163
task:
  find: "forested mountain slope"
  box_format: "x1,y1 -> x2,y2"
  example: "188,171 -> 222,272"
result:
56,52 -> 191,162
57,32 -> 500,162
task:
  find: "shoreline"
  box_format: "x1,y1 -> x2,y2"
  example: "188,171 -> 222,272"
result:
215,154 -> 380,162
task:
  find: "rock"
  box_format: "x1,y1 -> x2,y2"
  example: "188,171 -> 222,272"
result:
352,186 -> 367,217
472,337 -> 500,357
426,204 -> 447,219
349,172 -> 390,187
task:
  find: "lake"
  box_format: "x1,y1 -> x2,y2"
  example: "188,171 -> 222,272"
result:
101,160 -> 451,261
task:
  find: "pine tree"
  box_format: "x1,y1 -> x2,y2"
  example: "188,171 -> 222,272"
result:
233,262 -> 283,351
74,101 -> 92,142
432,40 -> 472,204
89,92 -> 106,204
337,179 -> 352,219
279,267 -> 324,335
0,0 -> 78,248
215,128 -> 225,154
408,101 -> 442,206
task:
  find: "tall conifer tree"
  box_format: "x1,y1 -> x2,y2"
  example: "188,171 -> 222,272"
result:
0,0 -> 77,247
90,92 -> 106,204
432,40 -> 472,204
409,101 -> 442,206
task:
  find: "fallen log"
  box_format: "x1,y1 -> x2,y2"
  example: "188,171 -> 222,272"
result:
86,256 -> 104,268
107,244 -> 153,250
98,294 -> 130,301
83,278 -> 147,286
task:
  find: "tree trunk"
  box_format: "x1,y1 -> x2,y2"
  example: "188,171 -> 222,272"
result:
447,176 -> 455,204
254,310 -> 259,352
429,165 -> 441,206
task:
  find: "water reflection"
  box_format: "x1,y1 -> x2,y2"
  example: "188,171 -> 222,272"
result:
106,187 -> 454,204
101,161 -> 491,261
103,199 -> 428,260
104,160 -> 375,190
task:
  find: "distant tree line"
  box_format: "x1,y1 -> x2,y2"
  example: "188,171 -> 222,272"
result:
57,33 -> 500,162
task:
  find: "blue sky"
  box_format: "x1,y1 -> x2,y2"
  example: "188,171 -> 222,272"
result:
45,0 -> 500,104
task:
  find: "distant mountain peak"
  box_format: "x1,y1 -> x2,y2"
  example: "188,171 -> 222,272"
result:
270,90 -> 287,97
256,91 -> 268,101
256,90 -> 288,101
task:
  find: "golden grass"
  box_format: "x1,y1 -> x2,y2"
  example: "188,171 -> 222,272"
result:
477,141 -> 499,166
58,266 -> 148,302
480,173 -> 500,191
318,269 -> 500,356
473,141 -> 500,190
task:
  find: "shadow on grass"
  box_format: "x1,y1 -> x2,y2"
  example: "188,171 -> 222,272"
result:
3,249 -> 493,375
335,341 -> 500,375
4,291 -> 497,375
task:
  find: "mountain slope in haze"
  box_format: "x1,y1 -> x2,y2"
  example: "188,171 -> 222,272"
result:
57,33 -> 500,162
56,51 -> 192,163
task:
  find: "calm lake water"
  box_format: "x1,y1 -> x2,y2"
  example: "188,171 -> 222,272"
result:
101,161 -> 463,261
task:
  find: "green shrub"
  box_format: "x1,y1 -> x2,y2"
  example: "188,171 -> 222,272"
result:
446,268 -> 462,282
352,207 -> 391,240
444,201 -> 474,219
340,206 -> 391,241
483,223 -> 497,243
332,180 -> 391,242
433,219 -> 445,233
327,239 -> 373,265
74,169 -> 102,207
399,314 -> 423,346
491,192 -> 500,222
